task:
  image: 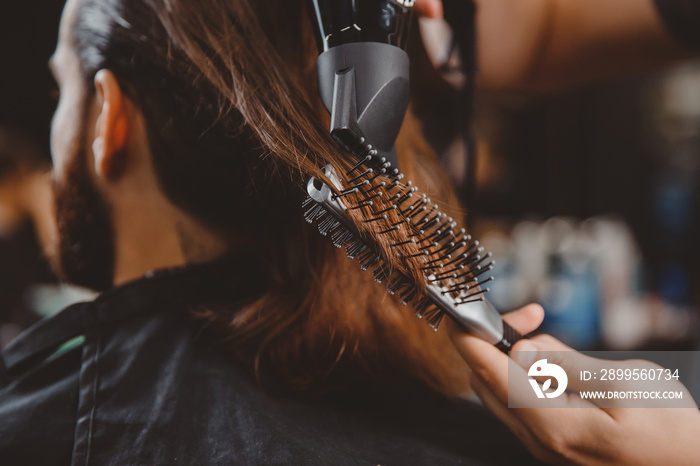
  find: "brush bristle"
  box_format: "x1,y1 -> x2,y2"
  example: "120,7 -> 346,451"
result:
303,153 -> 494,331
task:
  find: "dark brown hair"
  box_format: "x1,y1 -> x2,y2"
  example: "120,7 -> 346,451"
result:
72,0 -> 470,395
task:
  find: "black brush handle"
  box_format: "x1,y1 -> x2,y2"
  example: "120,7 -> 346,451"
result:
495,321 -> 526,354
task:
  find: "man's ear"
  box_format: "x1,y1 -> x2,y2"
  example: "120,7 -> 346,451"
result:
92,69 -> 129,180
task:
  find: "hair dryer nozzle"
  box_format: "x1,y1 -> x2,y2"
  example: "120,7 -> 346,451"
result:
310,0 -> 414,173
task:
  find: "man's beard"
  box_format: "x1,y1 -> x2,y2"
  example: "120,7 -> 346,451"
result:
52,139 -> 115,291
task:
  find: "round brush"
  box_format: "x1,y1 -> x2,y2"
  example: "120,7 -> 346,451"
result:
303,156 -> 524,353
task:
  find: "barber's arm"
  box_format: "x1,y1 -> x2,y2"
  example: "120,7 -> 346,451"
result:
447,305 -> 700,465
416,0 -> 695,91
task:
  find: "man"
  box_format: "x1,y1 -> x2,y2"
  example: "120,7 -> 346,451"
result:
0,0 -> 542,464
416,0 -> 700,463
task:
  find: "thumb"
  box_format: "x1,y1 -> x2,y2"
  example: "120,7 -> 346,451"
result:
502,303 -> 545,335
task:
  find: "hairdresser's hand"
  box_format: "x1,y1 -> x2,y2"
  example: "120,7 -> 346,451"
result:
415,0 -> 691,91
447,305 -> 700,465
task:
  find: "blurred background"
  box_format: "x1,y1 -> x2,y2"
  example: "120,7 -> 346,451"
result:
415,16 -> 700,351
1,2 -> 699,352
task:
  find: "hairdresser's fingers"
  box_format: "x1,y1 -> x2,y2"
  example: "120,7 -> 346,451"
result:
447,322 -> 508,400
446,304 -> 543,403
472,356 -> 621,464
414,0 -> 444,19
470,375 -> 562,464
446,302 -> 544,375
449,308 -> 620,463
478,360 -> 622,464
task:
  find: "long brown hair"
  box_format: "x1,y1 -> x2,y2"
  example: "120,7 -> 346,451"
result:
73,0 -> 470,395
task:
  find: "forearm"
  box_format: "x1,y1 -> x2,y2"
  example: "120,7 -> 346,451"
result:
475,0 -> 695,92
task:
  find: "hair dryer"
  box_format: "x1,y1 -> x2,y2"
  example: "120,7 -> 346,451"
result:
309,0 -> 415,173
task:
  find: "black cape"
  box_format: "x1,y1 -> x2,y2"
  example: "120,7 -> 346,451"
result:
0,257 -> 542,465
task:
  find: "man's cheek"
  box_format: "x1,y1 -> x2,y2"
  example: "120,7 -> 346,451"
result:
50,112 -> 66,181
50,104 -> 76,184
